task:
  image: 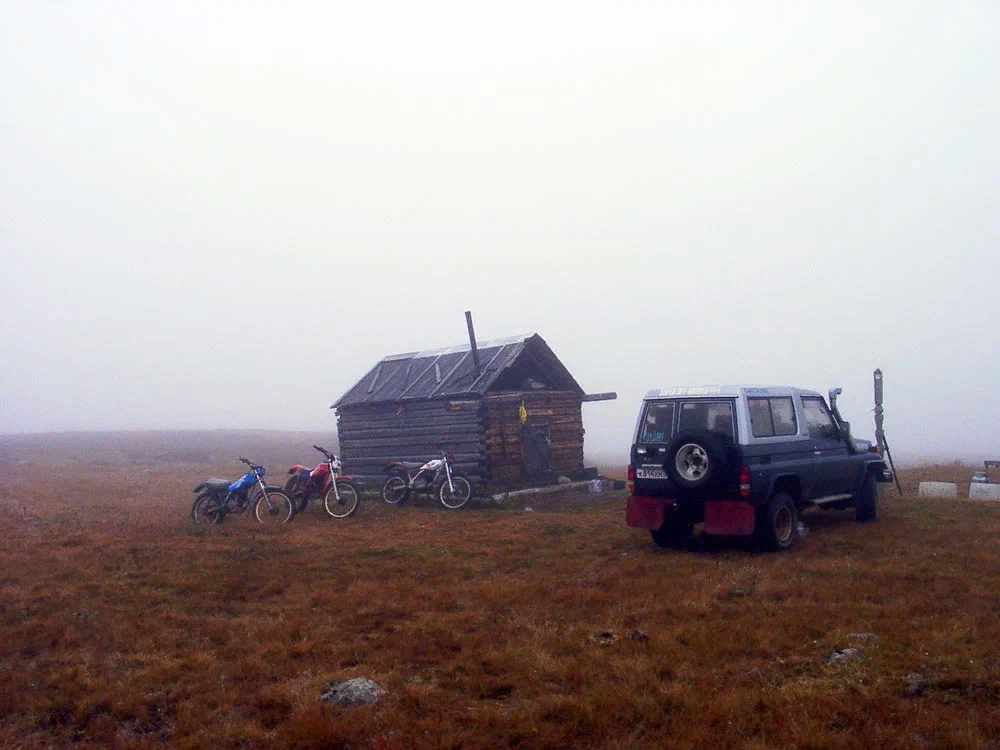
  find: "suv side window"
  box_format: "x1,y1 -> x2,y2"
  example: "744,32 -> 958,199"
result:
801,397 -> 838,440
640,402 -> 675,443
748,398 -> 773,436
748,397 -> 798,437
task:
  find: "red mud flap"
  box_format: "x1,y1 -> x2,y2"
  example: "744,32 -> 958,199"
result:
704,500 -> 755,536
626,495 -> 672,530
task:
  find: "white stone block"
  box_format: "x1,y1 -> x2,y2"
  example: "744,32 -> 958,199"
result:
968,483 -> 1000,501
918,481 -> 958,499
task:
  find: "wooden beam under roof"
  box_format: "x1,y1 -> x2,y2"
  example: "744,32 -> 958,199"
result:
581,392 -> 617,402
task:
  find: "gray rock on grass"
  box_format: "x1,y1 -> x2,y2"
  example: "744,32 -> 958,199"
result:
827,648 -> 864,666
321,677 -> 386,706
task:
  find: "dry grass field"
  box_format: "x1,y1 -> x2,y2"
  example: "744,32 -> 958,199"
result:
2,434 -> 999,749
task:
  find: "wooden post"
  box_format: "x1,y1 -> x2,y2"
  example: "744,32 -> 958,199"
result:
874,368 -> 902,495
873,369 -> 884,455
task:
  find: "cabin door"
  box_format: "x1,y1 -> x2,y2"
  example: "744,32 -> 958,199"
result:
521,424 -> 551,475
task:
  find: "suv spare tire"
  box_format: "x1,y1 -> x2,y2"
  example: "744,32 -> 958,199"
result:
663,430 -> 730,494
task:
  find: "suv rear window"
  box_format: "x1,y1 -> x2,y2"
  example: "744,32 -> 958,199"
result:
640,399 -> 736,442
639,401 -> 675,443
678,400 -> 735,440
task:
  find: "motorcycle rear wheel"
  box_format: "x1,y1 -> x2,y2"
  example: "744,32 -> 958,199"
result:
284,475 -> 307,514
382,475 -> 408,505
193,493 -> 225,525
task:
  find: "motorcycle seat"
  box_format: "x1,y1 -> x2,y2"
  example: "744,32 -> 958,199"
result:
204,478 -> 232,491
390,461 -> 425,471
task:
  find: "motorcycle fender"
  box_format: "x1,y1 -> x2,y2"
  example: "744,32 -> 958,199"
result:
193,482 -> 208,493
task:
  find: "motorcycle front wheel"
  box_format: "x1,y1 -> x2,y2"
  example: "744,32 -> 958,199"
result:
253,488 -> 293,525
439,475 -> 472,509
324,480 -> 360,519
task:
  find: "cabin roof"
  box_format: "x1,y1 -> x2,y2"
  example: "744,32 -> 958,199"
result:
332,333 -> 584,408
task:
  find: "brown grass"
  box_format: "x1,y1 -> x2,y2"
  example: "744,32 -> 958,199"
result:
2,448 -> 1000,749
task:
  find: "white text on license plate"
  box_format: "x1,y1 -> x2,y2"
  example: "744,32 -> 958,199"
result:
637,466 -> 667,480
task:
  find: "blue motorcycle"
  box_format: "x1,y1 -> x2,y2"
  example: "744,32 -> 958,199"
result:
191,458 -> 293,525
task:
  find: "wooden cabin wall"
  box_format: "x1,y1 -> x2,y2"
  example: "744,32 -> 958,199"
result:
484,391 -> 584,484
336,399 -> 487,483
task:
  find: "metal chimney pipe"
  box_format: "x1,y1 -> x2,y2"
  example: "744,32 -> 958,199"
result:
465,310 -> 481,378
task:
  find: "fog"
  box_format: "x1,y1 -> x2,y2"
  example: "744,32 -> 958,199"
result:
2,1 -> 998,464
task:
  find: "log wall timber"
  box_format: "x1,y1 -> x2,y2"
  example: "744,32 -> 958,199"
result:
337,399 -> 487,482
484,390 -> 584,482
337,390 -> 586,487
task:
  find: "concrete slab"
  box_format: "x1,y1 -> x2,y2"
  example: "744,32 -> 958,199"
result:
968,483 -> 1000,501
489,480 -> 594,504
918,482 -> 958,499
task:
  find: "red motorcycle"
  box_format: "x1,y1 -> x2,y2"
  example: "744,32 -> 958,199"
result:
285,445 -> 360,519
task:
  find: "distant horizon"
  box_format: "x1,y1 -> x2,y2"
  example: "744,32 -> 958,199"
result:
0,427 -> 987,467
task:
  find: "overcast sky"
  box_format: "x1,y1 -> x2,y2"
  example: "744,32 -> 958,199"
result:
1,1 -> 997,462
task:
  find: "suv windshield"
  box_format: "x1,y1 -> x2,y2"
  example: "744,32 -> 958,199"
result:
640,399 -> 736,443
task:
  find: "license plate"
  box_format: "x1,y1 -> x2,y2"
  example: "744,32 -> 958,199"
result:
636,466 -> 667,480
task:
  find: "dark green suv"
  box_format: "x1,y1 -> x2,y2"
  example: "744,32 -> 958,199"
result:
626,386 -> 892,551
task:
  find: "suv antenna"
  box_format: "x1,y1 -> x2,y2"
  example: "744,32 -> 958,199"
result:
874,368 -> 902,494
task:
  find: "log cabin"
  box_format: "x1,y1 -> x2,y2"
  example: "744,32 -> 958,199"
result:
331,333 -> 615,486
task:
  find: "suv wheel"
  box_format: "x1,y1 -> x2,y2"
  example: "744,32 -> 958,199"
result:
757,492 -> 798,551
855,472 -> 878,523
663,431 -> 729,494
